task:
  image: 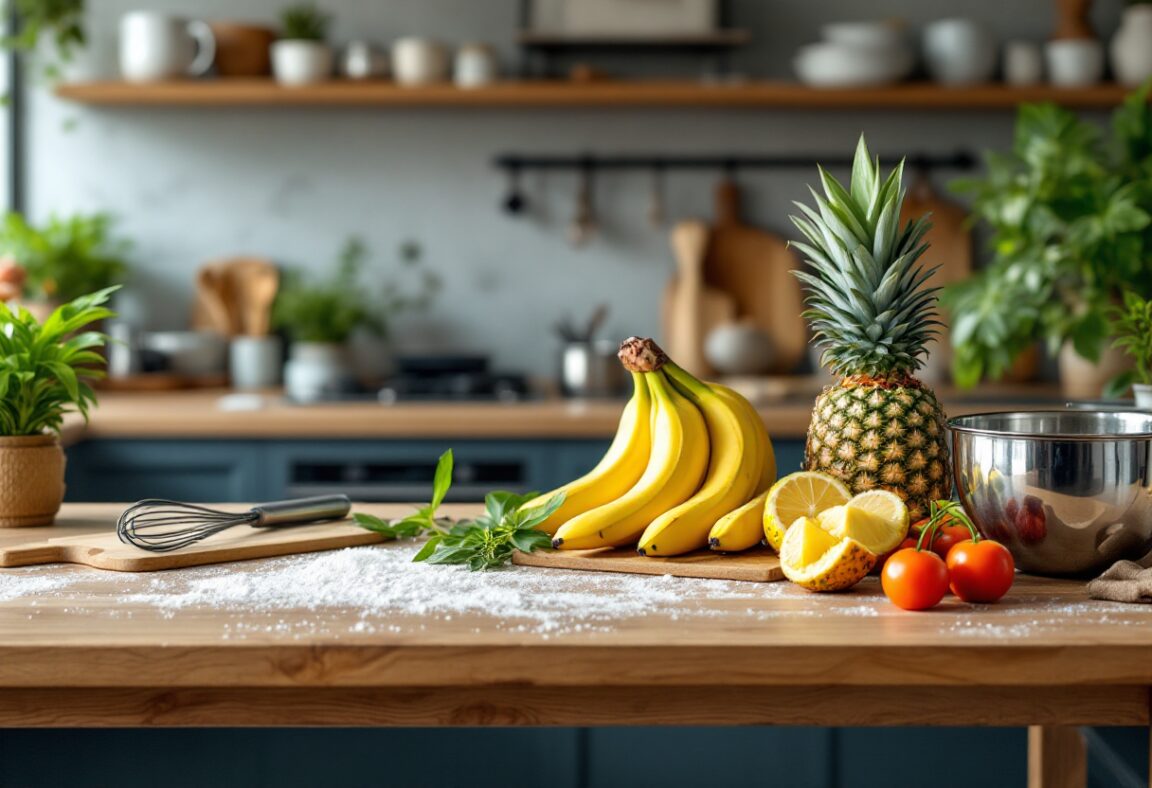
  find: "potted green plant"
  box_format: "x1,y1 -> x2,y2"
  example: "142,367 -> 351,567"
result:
271,3 -> 332,86
0,287 -> 114,527
1106,290 -> 1152,408
275,237 -> 440,401
4,0 -> 86,83
944,83 -> 1152,398
0,212 -> 130,318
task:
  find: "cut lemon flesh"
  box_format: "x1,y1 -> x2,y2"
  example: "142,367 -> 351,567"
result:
763,471 -> 851,551
779,517 -> 876,592
818,491 -> 909,556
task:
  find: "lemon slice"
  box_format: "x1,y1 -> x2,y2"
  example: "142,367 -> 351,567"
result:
817,490 -> 910,556
763,471 -> 851,551
779,516 -> 876,592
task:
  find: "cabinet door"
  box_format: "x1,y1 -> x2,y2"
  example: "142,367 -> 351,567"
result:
65,440 -> 267,503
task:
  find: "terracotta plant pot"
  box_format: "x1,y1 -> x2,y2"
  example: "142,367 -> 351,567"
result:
209,22 -> 276,77
0,434 -> 65,527
1001,344 -> 1041,384
1058,342 -> 1132,401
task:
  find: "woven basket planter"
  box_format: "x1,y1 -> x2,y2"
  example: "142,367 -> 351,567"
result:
0,434 -> 65,527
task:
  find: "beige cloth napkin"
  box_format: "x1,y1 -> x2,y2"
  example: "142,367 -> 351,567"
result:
1088,553 -> 1152,603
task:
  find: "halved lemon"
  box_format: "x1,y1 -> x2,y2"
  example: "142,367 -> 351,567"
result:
817,490 -> 910,556
763,471 -> 851,551
779,516 -> 876,592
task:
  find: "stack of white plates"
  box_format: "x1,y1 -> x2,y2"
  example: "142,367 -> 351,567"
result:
794,21 -> 914,88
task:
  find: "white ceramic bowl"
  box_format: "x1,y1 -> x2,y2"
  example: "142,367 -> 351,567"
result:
794,42 -> 912,87
822,20 -> 906,50
143,331 -> 228,376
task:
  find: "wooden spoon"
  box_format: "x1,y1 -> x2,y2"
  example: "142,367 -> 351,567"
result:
192,264 -> 235,335
223,258 -> 279,337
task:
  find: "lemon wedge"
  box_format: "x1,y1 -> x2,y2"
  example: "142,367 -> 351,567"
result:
779,516 -> 876,592
818,490 -> 909,556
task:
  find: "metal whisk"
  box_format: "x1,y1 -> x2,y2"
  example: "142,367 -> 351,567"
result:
117,495 -> 353,553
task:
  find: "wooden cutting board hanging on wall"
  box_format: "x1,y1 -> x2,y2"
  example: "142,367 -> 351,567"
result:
701,179 -> 808,375
661,220 -> 736,378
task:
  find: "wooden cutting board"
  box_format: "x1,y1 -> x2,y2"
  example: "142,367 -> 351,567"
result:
512,546 -> 783,582
0,520 -> 386,572
702,179 -> 807,375
662,220 -> 736,378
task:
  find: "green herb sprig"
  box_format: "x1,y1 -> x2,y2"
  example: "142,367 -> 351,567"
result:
1105,290 -> 1152,396
352,449 -> 563,570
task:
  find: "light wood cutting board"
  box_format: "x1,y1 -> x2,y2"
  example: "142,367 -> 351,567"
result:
662,220 -> 736,378
703,179 -> 807,375
0,520 -> 386,572
513,546 -> 783,582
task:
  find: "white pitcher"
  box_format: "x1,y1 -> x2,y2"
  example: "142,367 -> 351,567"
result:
1112,5 -> 1152,87
120,11 -> 215,82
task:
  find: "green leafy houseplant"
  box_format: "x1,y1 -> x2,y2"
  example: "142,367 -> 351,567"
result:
1106,290 -> 1152,396
273,237 -> 440,344
4,0 -> 86,82
280,3 -> 331,41
0,286 -> 115,436
943,82 -> 1152,387
0,212 -> 130,303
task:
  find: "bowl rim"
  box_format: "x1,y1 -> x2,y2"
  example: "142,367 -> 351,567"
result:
948,409 -> 1152,440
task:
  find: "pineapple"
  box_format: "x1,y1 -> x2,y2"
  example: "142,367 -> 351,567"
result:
789,137 -> 950,522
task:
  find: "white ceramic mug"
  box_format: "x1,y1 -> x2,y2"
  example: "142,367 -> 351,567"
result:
922,18 -> 996,85
229,335 -> 283,391
391,37 -> 449,86
1046,38 -> 1104,86
120,11 -> 215,82
454,43 -> 498,88
1003,40 -> 1044,85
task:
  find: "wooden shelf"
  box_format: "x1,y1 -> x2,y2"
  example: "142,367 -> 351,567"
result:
517,30 -> 751,48
54,79 -> 1136,109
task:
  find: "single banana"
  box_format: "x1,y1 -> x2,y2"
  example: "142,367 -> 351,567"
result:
707,398 -> 776,552
553,367 -> 708,550
636,364 -> 764,557
521,372 -> 652,535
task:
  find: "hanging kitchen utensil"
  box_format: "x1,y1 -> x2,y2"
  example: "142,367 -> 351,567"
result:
648,164 -> 667,228
569,159 -> 597,247
502,162 -> 527,215
117,495 -> 353,553
662,220 -> 736,377
701,175 -> 807,375
222,257 -> 279,336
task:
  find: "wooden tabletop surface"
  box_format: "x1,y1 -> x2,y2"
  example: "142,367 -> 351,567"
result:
0,503 -> 1146,728
70,384 -> 1071,442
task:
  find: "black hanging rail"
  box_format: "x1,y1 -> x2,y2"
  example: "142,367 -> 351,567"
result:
494,150 -> 977,174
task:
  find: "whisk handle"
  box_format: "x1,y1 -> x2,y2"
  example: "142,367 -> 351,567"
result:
251,495 -> 352,527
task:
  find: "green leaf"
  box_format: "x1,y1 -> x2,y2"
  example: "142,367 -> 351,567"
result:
411,535 -> 443,563
430,449 -> 453,510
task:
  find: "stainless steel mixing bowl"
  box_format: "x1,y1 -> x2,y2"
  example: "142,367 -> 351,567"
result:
949,411 -> 1152,576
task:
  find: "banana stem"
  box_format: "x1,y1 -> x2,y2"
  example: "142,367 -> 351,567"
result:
618,337 -> 668,373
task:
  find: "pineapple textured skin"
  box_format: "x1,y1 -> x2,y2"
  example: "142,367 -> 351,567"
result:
805,375 -> 950,522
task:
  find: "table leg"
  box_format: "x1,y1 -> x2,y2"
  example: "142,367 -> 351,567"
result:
1028,726 -> 1087,788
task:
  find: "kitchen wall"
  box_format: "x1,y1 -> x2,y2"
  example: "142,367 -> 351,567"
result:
29,0 -> 1125,376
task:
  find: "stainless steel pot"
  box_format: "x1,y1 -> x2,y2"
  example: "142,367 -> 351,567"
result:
949,411 -> 1152,576
560,340 -> 626,398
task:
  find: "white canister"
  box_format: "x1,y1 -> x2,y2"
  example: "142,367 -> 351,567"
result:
119,11 -> 215,82
1134,383 -> 1152,410
341,40 -> 388,80
230,335 -> 283,390
392,37 -> 449,86
271,40 -> 333,86
1003,40 -> 1044,86
922,18 -> 997,85
454,43 -> 499,88
283,342 -> 351,402
1111,6 -> 1152,87
1046,38 -> 1104,87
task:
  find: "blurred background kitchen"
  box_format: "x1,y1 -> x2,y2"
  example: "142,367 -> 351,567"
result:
3,0 -> 1152,786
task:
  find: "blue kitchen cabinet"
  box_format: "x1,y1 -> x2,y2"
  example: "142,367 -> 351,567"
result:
65,440 -> 267,503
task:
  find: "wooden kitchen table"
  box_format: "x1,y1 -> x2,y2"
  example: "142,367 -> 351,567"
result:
1,505 -> 1149,788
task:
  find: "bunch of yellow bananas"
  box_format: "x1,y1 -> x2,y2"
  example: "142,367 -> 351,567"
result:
523,337 -> 776,556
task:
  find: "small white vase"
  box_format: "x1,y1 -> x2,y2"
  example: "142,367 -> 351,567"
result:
271,40 -> 332,86
1111,6 -> 1152,87
1045,38 -> 1104,87
1133,383 -> 1152,410
284,342 -> 350,402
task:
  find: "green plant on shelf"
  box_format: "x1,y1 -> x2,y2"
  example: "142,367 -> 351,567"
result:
273,236 -> 441,344
943,80 -> 1152,387
0,212 -> 130,304
3,0 -> 86,83
279,2 -> 331,41
1106,290 -> 1152,395
0,286 -> 115,437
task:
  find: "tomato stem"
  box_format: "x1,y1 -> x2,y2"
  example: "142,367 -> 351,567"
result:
916,499 -> 982,551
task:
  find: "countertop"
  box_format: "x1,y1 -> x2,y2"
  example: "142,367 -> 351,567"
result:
0,503 -> 1148,729
67,383 -> 1074,443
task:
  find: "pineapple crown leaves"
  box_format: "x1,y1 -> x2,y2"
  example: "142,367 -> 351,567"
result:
789,136 -> 943,379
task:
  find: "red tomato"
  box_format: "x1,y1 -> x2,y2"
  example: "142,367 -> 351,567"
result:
946,540 -> 1015,602
881,548 -> 950,611
872,536 -> 918,574
913,515 -> 970,559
